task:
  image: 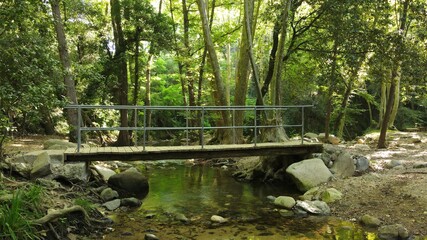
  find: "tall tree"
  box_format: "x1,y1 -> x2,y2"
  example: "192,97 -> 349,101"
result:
50,0 -> 79,142
378,0 -> 410,148
110,0 -> 130,145
196,0 -> 231,143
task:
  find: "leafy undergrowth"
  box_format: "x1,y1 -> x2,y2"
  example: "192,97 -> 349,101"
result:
0,174 -> 110,240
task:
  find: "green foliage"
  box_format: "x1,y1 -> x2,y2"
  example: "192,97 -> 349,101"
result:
74,198 -> 95,213
0,185 -> 44,240
394,106 -> 425,130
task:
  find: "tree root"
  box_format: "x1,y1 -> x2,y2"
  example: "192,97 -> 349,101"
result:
33,205 -> 109,226
34,206 -> 91,225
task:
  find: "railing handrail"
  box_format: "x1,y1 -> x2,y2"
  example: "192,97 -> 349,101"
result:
65,105 -> 313,152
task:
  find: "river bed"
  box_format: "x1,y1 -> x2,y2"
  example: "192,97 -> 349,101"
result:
103,161 -> 376,239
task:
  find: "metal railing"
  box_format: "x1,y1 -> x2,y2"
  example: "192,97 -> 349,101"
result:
65,105 -> 313,152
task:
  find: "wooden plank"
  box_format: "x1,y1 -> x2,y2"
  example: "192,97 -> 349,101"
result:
64,143 -> 323,162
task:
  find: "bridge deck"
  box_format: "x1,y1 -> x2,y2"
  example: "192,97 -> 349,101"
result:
64,141 -> 323,162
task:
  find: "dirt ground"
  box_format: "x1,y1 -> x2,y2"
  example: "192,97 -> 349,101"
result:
325,131 -> 427,237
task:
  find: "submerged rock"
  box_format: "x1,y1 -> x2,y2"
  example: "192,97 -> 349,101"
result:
273,196 -> 296,209
295,200 -> 330,215
286,158 -> 333,192
378,224 -> 409,240
144,233 -> 159,240
175,213 -> 189,223
279,209 -> 294,217
210,215 -> 228,223
266,195 -> 276,202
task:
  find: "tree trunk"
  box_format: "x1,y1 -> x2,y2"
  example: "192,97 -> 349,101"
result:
271,0 -> 291,107
130,27 -> 141,142
144,0 -> 163,130
333,59 -> 364,138
182,0 -> 196,108
169,0 -> 187,106
261,22 -> 280,99
111,0 -> 130,146
145,55 -> 153,129
379,80 -> 387,128
378,0 -> 409,148
233,0 -> 254,143
196,0 -> 231,143
50,0 -> 79,143
262,0 -> 291,142
324,34 -> 339,141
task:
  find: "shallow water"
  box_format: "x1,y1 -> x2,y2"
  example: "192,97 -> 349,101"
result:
103,161 -> 378,240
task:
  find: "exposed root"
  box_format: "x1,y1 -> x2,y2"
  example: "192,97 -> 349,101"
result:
34,206 -> 91,225
34,205 -> 110,227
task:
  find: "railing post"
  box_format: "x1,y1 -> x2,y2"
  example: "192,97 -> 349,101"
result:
134,107 -> 138,146
301,106 -> 305,144
186,107 -> 189,146
254,106 -> 257,147
77,106 -> 81,152
143,107 -> 147,151
201,107 -> 205,149
232,109 -> 236,144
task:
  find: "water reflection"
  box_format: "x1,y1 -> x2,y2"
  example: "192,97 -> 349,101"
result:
103,162 -> 403,240
141,162 -> 293,216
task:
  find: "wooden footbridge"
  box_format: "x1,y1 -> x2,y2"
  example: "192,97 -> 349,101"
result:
64,105 -> 323,162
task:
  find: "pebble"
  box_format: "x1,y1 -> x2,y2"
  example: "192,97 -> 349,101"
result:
210,215 -> 228,223
144,233 -> 159,240
175,213 -> 189,223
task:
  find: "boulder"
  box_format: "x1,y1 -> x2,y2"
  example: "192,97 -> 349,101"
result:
30,151 -> 52,179
93,165 -> 116,182
286,158 -> 333,192
328,135 -> 341,145
43,139 -> 77,150
378,224 -> 409,240
273,196 -> 296,209
360,214 -> 381,227
5,150 -> 63,179
330,152 -> 355,178
385,160 -> 402,169
102,199 -> 121,211
295,200 -> 330,215
321,188 -> 343,203
108,169 -> 149,198
121,197 -> 142,208
300,187 -> 321,201
353,155 -> 370,172
100,188 -> 119,202
304,132 -> 318,139
54,162 -> 89,181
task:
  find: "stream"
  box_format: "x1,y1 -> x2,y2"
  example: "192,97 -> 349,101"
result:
103,160 -> 377,240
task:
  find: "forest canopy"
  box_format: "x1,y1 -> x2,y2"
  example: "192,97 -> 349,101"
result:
1,0 -> 426,146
